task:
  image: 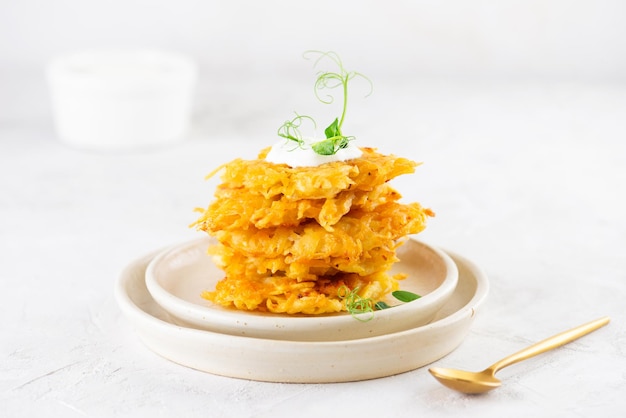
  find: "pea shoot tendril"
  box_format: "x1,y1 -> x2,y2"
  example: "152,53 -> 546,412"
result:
277,113 -> 316,150
338,285 -> 374,322
277,50 -> 373,156
338,285 -> 422,322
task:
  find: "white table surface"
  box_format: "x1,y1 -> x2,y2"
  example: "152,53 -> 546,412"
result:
2,73 -> 625,417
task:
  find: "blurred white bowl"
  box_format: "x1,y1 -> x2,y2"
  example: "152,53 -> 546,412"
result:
47,49 -> 197,150
144,237 -> 459,342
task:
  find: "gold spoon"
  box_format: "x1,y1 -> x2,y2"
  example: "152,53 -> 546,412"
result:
429,316 -> 610,394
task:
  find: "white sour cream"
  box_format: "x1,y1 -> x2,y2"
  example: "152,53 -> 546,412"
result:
265,140 -> 362,168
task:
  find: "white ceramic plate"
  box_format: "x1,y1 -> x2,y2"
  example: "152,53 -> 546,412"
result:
144,237 -> 459,341
116,248 -> 488,383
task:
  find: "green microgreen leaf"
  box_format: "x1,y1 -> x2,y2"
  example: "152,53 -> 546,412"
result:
311,136 -> 353,156
311,140 -> 336,156
374,301 -> 391,310
392,290 -> 422,303
324,118 -> 341,139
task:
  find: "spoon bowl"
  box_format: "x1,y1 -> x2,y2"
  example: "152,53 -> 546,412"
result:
429,316 -> 610,394
429,367 -> 501,394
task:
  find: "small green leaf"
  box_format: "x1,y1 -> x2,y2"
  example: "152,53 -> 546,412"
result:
324,118 -> 341,139
311,140 -> 335,155
392,290 -> 421,303
375,301 -> 391,310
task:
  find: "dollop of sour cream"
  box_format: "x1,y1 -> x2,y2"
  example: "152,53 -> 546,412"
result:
265,139 -> 362,168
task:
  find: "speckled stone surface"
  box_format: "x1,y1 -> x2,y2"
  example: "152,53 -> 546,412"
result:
2,74 -> 625,417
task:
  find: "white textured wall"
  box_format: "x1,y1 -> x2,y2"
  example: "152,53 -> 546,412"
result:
1,0 -> 625,81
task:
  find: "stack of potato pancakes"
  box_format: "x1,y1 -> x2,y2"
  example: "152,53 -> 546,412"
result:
192,147 -> 433,315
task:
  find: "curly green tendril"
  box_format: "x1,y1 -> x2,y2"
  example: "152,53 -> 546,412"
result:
338,285 -> 375,322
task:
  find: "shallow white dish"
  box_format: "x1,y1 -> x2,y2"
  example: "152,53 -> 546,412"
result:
144,237 -> 459,341
116,247 -> 488,383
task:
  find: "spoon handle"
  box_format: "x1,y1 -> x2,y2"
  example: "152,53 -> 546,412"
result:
488,316 -> 610,374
